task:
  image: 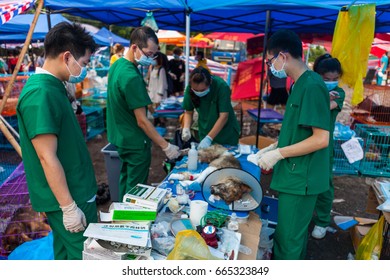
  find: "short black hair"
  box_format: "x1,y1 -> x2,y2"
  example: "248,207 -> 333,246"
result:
173,47 -> 183,56
267,29 -> 302,59
130,26 -> 158,49
313,53 -> 343,76
190,66 -> 212,86
196,51 -> 204,58
44,22 -> 96,60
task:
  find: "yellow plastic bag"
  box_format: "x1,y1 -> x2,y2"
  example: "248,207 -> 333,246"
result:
355,216 -> 384,260
166,230 -> 222,260
331,4 -> 375,106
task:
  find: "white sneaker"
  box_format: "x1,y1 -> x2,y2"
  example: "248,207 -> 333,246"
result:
311,225 -> 327,239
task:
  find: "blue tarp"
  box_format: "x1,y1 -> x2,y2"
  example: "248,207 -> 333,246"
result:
42,0 -> 390,33
95,27 -> 129,46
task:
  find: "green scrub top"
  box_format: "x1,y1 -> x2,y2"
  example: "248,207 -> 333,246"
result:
17,74 -> 97,212
107,58 -> 152,149
271,71 -> 331,195
182,75 -> 240,145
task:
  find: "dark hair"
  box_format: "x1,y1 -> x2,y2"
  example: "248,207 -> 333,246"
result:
313,53 -> 343,76
44,22 -> 96,59
196,51 -> 204,59
267,29 -> 302,59
173,47 -> 183,56
189,67 -> 212,108
130,26 -> 158,49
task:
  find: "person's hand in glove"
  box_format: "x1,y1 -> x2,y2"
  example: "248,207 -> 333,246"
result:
163,143 -> 180,159
181,128 -> 191,142
256,141 -> 278,158
258,148 -> 284,171
60,201 -> 87,233
198,136 -> 213,149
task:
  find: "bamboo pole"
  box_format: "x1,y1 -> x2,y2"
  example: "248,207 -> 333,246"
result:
0,0 -> 44,158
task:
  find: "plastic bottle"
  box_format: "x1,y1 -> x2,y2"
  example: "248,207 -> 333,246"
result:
228,212 -> 239,231
187,142 -> 198,171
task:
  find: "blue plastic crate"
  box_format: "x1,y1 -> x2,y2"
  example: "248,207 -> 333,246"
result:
332,137 -> 363,175
82,106 -> 105,141
354,124 -> 390,177
0,115 -> 19,150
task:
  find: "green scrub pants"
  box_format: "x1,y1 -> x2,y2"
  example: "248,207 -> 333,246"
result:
273,192 -> 318,260
117,144 -> 151,201
46,200 -> 97,260
313,170 -> 334,227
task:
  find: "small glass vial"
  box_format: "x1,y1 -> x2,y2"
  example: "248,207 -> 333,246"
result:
227,212 -> 239,231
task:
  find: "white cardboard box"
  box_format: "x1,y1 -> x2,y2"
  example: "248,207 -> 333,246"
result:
123,184 -> 167,211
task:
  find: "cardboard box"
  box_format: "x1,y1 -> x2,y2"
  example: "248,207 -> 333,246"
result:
237,212 -> 262,260
349,218 -> 377,252
239,135 -> 276,149
123,184 -> 167,211
366,186 -> 380,215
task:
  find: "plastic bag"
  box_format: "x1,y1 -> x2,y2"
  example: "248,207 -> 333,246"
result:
355,216 -> 384,260
166,230 -> 222,260
331,4 -> 375,106
8,232 -> 53,260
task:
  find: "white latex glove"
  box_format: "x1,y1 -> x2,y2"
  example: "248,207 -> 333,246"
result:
182,128 -> 191,142
163,143 -> 180,159
258,148 -> 284,171
378,71 -> 384,77
247,153 -> 259,166
198,136 -> 213,149
256,141 -> 278,158
60,201 -> 87,233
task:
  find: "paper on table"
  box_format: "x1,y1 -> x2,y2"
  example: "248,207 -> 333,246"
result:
341,137 -> 364,164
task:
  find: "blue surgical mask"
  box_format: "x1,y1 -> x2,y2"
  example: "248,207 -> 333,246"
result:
135,48 -> 156,67
324,81 -> 338,91
192,87 -> 210,97
270,61 -> 287,79
66,55 -> 87,83
173,54 -> 180,59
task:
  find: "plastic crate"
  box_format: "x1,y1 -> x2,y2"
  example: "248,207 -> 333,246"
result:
82,106 -> 105,140
0,150 -> 21,186
0,163 -> 51,256
354,124 -> 390,177
0,115 -> 19,150
332,138 -> 363,175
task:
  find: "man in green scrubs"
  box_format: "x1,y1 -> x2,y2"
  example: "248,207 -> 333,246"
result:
107,26 -> 180,201
181,67 -> 240,148
253,30 -> 331,259
17,22 -> 98,260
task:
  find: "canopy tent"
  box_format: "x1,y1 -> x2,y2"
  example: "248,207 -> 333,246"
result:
156,29 -> 186,45
0,14 -> 112,46
43,1 -> 390,34
95,27 -> 129,46
0,0 -> 34,25
205,32 -> 255,42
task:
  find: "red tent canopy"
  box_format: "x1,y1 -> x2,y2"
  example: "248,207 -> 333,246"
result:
205,32 -> 255,42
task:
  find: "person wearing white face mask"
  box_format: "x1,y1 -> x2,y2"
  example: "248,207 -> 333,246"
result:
107,26 -> 180,201
16,22 -> 98,260
251,30 -> 331,260
181,66 -> 240,149
311,53 -> 345,240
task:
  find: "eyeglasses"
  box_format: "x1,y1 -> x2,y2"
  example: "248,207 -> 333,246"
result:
138,46 -> 157,59
266,53 -> 279,67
